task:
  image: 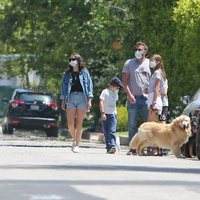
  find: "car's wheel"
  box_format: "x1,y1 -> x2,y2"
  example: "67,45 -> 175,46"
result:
2,122 -> 13,134
46,127 -> 58,137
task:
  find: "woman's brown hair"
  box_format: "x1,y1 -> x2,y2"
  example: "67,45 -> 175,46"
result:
69,52 -> 85,72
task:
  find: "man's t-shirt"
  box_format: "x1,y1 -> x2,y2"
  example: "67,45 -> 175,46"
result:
122,58 -> 151,96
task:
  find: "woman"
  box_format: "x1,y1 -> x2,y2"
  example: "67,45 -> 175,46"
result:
146,54 -> 166,156
61,52 -> 93,153
147,54 -> 166,122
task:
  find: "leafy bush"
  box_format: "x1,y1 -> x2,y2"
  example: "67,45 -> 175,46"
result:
117,105 -> 128,132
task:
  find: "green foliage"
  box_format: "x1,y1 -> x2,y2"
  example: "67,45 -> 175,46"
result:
117,105 -> 128,132
0,0 -> 200,122
171,0 -> 200,116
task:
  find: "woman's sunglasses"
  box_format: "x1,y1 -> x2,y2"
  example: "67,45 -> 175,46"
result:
135,48 -> 143,51
69,58 -> 76,61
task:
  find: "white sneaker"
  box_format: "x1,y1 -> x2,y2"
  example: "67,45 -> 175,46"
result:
73,146 -> 80,153
71,141 -> 76,151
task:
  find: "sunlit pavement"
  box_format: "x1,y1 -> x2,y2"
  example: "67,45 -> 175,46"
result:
0,130 -> 200,200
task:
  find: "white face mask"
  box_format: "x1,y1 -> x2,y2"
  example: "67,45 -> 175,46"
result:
135,50 -> 144,59
149,61 -> 157,68
69,60 -> 78,67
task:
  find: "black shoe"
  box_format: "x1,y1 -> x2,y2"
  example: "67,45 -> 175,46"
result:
126,149 -> 137,155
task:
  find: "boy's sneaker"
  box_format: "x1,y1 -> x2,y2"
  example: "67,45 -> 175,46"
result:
73,146 -> 80,153
108,146 -> 116,154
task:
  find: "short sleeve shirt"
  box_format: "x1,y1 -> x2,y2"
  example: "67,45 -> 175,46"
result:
99,88 -> 118,114
122,58 -> 151,96
148,70 -> 164,93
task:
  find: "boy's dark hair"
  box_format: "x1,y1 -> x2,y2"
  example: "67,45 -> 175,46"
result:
109,77 -> 123,88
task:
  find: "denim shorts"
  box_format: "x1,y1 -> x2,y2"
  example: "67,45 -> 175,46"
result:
67,92 -> 87,110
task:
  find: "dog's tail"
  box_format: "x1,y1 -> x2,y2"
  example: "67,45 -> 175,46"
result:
129,134 -> 139,149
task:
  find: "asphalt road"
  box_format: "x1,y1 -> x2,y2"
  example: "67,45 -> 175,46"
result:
0,130 -> 200,200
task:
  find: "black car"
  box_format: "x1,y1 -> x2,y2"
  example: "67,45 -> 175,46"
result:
181,88 -> 200,159
1,89 -> 59,137
0,86 -> 16,117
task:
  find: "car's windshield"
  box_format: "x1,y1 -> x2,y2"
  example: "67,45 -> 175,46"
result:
191,88 -> 200,102
18,93 -> 52,103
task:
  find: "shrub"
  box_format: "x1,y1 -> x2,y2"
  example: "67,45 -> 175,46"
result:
117,105 -> 128,132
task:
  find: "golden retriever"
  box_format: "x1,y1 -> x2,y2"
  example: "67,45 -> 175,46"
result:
129,115 -> 192,158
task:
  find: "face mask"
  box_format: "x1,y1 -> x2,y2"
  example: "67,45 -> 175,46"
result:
149,61 -> 157,68
69,60 -> 78,67
135,50 -> 144,59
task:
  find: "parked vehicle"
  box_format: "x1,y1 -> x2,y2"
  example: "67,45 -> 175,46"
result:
181,88 -> 200,159
0,86 -> 16,117
1,89 -> 59,137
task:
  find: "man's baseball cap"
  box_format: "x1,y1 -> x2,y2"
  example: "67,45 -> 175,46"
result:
110,77 -> 123,88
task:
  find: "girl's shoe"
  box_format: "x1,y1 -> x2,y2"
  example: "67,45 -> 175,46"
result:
73,146 -> 80,153
71,141 -> 76,152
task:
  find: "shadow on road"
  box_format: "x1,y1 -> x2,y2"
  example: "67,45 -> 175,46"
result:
0,180 -> 104,200
0,163 -> 200,175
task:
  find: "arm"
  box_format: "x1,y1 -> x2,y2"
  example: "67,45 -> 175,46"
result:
122,72 -> 136,104
99,99 -> 106,120
151,78 -> 160,109
82,69 -> 93,111
61,72 -> 68,110
87,71 -> 93,111
86,69 -> 94,99
161,87 -> 168,97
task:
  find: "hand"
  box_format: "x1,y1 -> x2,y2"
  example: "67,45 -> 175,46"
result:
87,99 -> 92,112
144,87 -> 148,94
150,102 -> 156,111
101,113 -> 106,121
128,94 -> 136,104
61,100 -> 66,110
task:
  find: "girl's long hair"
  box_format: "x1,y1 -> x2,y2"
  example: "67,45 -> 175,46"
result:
151,54 -> 166,80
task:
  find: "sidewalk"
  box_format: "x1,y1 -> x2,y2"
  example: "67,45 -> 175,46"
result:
0,131 -> 129,150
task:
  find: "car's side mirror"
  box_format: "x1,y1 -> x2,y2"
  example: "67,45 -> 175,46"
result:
181,95 -> 191,105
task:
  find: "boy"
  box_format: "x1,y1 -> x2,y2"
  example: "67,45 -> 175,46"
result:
99,77 -> 123,154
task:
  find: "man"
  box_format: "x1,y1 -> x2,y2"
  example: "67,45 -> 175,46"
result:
122,41 -> 151,155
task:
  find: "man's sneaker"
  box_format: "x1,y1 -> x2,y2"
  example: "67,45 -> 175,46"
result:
108,146 -> 116,154
73,146 -> 80,153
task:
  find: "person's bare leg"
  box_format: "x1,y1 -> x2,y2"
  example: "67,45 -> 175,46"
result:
75,109 -> 86,146
66,108 -> 77,141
